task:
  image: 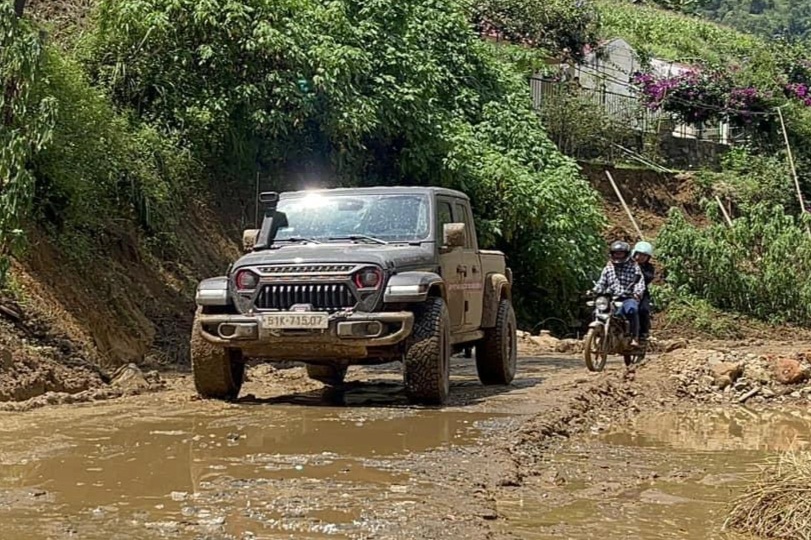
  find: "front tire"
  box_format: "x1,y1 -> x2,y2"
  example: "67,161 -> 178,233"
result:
403,297 -> 451,405
191,311 -> 245,400
306,364 -> 348,385
475,299 -> 517,385
584,327 -> 608,372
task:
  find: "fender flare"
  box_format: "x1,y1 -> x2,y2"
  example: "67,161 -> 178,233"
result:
383,271 -> 446,303
482,273 -> 512,328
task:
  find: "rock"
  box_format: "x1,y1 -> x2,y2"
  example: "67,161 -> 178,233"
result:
110,363 -> 150,390
0,348 -> 12,369
761,387 -> 776,399
529,332 -> 561,352
555,339 -> 583,354
744,362 -> 772,384
773,358 -> 810,385
711,362 -> 743,389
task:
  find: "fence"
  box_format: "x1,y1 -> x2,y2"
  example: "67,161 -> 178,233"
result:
529,76 -> 743,146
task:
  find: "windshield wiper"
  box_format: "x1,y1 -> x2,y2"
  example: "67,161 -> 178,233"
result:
273,237 -> 322,244
328,235 -> 389,245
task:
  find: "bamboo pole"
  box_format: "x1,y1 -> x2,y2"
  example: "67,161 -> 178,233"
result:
715,195 -> 733,226
777,106 -> 811,237
605,170 -> 644,241
777,106 -> 806,214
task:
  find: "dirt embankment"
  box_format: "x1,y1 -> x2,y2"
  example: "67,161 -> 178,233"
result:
0,189 -> 251,404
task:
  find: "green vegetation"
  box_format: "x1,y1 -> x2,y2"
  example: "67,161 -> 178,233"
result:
700,0 -> 811,41
596,0 -> 762,64
0,4 -> 56,283
657,204 -> 811,326
1,0 -> 609,324
471,0 -> 600,61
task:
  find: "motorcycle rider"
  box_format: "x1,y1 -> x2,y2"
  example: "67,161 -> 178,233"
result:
594,240 -> 646,347
633,241 -> 655,342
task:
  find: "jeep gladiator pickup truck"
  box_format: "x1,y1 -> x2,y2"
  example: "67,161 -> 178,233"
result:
191,186 -> 516,405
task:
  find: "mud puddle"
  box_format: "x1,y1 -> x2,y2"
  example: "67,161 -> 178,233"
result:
498,407 -> 811,539
0,400 -> 500,539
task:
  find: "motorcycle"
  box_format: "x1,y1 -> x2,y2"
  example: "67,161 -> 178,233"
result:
583,288 -> 647,371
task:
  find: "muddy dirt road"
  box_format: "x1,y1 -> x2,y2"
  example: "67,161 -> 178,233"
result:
2,346 -> 811,540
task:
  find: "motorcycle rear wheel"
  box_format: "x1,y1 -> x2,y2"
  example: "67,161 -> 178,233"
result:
584,328 -> 608,372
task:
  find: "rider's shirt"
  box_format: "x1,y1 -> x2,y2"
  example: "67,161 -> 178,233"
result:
595,261 -> 646,298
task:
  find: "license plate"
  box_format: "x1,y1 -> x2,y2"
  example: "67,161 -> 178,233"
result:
262,312 -> 329,330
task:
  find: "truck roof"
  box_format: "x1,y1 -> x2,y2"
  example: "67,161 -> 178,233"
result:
279,186 -> 470,201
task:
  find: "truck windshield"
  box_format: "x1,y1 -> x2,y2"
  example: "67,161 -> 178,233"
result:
271,192 -> 431,244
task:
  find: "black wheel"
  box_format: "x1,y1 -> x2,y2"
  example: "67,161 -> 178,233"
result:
191,310 -> 245,400
403,297 -> 451,405
475,299 -> 517,385
584,328 -> 608,372
306,364 -> 348,385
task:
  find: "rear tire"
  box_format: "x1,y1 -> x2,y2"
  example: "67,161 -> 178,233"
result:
584,328 -> 608,372
475,299 -> 517,385
306,364 -> 348,385
403,297 -> 451,405
191,311 -> 245,400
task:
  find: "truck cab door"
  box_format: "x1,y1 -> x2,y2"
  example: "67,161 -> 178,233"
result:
436,198 -> 465,330
453,201 -> 484,332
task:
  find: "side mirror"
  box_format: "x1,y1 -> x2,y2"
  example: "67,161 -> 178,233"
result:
443,223 -> 466,249
242,229 -> 259,252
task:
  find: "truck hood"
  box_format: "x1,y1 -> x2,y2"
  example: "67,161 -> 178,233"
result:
233,243 -> 437,271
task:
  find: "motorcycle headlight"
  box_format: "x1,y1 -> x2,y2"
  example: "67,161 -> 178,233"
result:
595,296 -> 610,312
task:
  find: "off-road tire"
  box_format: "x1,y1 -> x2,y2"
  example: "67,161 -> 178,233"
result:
584,328 -> 608,372
306,364 -> 348,386
403,297 -> 451,405
475,299 -> 517,385
191,313 -> 245,400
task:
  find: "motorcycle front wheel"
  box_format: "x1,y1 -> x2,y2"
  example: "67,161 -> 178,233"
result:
584,328 -> 608,372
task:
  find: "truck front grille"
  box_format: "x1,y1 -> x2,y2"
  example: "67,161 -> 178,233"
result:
254,284 -> 356,312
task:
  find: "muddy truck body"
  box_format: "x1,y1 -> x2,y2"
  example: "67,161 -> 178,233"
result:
191,186 -> 516,405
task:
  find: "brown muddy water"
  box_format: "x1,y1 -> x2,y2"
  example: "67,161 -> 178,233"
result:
2,388 -> 810,540
498,407 -> 811,539
0,399 -> 497,539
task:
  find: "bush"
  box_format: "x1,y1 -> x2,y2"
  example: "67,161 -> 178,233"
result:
657,204 -> 811,326
30,49 -> 198,241
537,84 -> 640,161
0,5 -> 56,284
696,148 -> 796,214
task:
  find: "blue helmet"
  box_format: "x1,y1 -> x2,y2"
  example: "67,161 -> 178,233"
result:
633,241 -> 654,257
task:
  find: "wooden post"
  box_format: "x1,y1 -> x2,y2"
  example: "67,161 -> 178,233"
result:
777,106 -> 806,214
715,195 -> 733,226
14,0 -> 26,17
605,170 -> 645,241
254,170 -> 260,228
777,106 -> 811,237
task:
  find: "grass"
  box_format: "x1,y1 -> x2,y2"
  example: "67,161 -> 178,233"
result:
725,451 -> 811,540
596,0 -> 764,64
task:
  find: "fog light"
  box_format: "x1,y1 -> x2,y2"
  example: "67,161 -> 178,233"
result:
337,321 -> 384,338
218,323 -> 237,338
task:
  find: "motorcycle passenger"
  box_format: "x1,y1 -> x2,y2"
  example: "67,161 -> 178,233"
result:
594,240 -> 646,347
633,241 -> 655,342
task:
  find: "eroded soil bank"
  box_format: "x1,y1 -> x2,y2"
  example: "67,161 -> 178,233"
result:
1,340 -> 811,539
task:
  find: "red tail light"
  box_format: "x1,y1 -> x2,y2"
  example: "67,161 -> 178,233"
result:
235,269 -> 259,290
354,267 -> 382,289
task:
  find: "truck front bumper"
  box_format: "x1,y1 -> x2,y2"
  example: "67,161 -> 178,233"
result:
197,311 -> 414,360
